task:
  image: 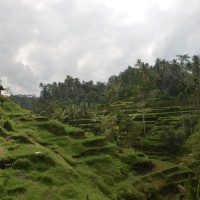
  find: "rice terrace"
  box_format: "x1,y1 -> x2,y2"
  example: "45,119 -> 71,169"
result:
1,55 -> 200,199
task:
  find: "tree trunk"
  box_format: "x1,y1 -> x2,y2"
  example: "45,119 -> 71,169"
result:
197,89 -> 200,113
188,97 -> 193,135
140,92 -> 146,136
180,95 -> 186,134
142,103 -> 146,136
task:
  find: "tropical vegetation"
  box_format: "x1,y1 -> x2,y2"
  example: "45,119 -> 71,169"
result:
2,54 -> 200,199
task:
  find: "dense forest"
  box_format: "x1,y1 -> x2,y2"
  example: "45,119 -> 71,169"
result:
3,54 -> 200,199
38,54 -> 200,102
12,54 -> 200,119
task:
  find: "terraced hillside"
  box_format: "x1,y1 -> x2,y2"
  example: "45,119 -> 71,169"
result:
105,97 -> 200,161
0,102 -> 197,199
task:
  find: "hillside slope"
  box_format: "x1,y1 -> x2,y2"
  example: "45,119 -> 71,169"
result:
0,102 -> 195,200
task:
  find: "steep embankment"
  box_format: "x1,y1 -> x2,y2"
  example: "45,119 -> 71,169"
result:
0,102 -> 195,199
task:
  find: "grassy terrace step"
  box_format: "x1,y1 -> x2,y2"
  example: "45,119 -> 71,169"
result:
161,166 -> 180,176
132,121 -> 154,125
110,102 -> 134,109
134,113 -> 182,122
142,121 -> 156,124
1,101 -> 199,199
157,116 -> 181,121
134,114 -> 158,121
144,136 -> 161,141
33,116 -> 49,122
123,109 -> 138,114
141,136 -> 162,144
141,144 -> 163,151
146,99 -> 189,107
141,143 -> 179,162
164,166 -> 194,175
42,136 -> 111,166
78,154 -> 112,163
66,131 -> 85,139
134,162 -> 194,189
160,166 -> 195,184
46,136 -> 71,144
1,102 -> 30,115
151,160 -> 176,172
72,144 -> 117,158
142,151 -> 166,156
142,150 -> 175,161
141,136 -> 162,146
154,125 -> 168,130
132,160 -> 174,182
149,106 -> 199,112
148,155 -> 172,161
134,106 -> 199,115
46,136 -> 108,155
167,171 -> 195,183
148,107 -> 181,112
33,121 -> 67,136
0,150 -> 53,169
69,119 -> 100,125
166,169 -> 194,178
78,123 -> 99,129
82,136 -> 106,147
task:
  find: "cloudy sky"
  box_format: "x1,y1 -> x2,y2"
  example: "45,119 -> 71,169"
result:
0,0 -> 200,95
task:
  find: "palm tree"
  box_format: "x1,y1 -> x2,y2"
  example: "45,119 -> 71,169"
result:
191,55 -> 200,112
177,54 -> 190,68
52,108 -> 66,122
79,102 -> 95,118
64,104 -> 80,121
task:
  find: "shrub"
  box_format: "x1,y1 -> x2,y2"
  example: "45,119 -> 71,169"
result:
0,181 -> 5,197
37,175 -> 53,184
34,116 -> 49,122
60,186 -> 78,198
117,189 -> 146,200
7,187 -> 26,195
83,137 -> 106,147
0,136 -> 5,144
131,158 -> 154,173
36,121 -> 66,136
32,163 -> 49,171
0,126 -> 7,137
13,158 -> 31,170
160,126 -> 186,153
10,135 -> 33,144
29,153 -> 55,166
3,120 -> 14,131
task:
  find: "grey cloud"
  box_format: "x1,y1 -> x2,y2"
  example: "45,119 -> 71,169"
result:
144,0 -> 200,60
0,0 -> 200,95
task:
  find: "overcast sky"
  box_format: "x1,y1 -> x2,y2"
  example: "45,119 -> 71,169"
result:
0,0 -> 200,95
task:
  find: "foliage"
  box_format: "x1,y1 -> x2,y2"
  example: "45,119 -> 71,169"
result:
13,158 -> 31,170
178,176 -> 200,200
2,55 -> 200,199
160,126 -> 186,153
11,94 -> 38,111
117,183 -> 162,200
3,120 -> 14,131
35,120 -> 66,136
188,151 -> 200,173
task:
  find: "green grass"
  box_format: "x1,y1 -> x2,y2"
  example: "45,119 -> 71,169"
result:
64,124 -> 83,132
0,100 -> 198,199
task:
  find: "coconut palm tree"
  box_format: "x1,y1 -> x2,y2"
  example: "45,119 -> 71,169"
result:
79,102 -> 95,118
64,104 -> 80,121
